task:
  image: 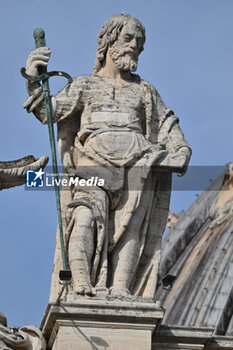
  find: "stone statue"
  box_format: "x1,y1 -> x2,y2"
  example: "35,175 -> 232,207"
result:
23,15 -> 191,299
0,312 -> 46,350
0,155 -> 48,191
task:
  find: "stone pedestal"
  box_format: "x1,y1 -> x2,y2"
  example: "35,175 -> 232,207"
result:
40,299 -> 164,350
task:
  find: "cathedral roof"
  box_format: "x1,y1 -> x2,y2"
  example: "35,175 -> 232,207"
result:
156,163 -> 233,336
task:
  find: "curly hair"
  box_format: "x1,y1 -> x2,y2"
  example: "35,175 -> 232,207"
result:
93,14 -> 146,73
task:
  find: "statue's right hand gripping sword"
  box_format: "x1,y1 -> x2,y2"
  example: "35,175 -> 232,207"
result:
20,28 -> 73,84
21,28 -> 72,285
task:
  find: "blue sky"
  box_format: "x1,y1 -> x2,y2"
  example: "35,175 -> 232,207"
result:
0,0 -> 233,327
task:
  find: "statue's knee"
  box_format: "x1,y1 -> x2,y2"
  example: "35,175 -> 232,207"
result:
73,205 -> 95,228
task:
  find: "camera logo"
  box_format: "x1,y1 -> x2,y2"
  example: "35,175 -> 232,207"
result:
26,169 -> 45,188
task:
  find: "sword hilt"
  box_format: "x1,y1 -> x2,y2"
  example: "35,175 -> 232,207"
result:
33,28 -> 47,76
33,28 -> 46,48
20,28 -> 73,86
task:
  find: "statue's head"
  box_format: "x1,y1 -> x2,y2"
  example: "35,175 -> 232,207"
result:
0,312 -> 7,326
93,14 -> 146,73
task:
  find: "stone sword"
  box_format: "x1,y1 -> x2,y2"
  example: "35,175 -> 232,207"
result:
21,28 -> 72,284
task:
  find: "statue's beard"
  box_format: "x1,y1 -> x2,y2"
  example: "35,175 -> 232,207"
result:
109,45 -> 138,72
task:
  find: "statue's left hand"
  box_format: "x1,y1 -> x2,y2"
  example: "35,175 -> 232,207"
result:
175,147 -> 191,176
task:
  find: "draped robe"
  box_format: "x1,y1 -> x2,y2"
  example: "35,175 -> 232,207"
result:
31,73 -> 190,300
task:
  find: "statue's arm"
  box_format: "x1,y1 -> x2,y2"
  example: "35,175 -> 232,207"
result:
148,83 -> 191,173
163,115 -> 191,154
23,47 -> 83,124
166,121 -> 191,174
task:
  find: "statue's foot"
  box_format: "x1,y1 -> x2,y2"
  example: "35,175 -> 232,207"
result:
109,287 -> 131,297
74,284 -> 96,296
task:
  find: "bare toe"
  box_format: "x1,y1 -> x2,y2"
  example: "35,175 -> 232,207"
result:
75,284 -> 95,296
109,287 -> 131,297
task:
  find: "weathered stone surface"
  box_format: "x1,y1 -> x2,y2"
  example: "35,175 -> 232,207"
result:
24,14 -> 191,301
156,164 -> 233,336
0,312 -> 46,350
153,325 -> 233,350
167,211 -> 181,228
41,304 -> 233,350
0,155 -> 48,190
41,300 -> 163,350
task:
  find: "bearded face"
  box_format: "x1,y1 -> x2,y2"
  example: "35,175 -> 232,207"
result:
108,43 -> 138,72
107,21 -> 144,73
